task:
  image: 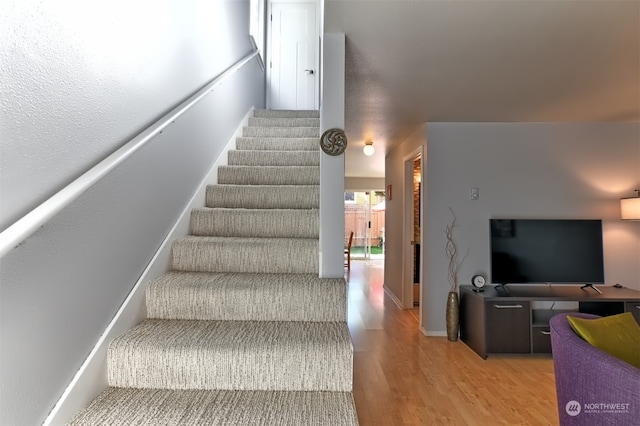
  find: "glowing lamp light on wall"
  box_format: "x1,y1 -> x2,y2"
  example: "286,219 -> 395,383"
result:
363,141 -> 375,156
620,190 -> 640,220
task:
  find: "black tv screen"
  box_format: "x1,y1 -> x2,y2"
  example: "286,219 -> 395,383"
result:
490,219 -> 604,284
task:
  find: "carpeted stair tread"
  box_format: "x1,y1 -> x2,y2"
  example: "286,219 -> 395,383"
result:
228,150 -> 319,166
218,165 -> 319,185
206,184 -> 319,209
107,319 -> 353,392
190,208 -> 319,238
172,236 -> 319,274
236,137 -> 319,151
248,117 -> 320,128
243,126 -> 319,138
67,388 -> 358,426
146,272 -> 347,322
253,109 -> 320,118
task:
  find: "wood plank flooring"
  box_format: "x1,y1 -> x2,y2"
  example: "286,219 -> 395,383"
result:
346,259 -> 558,426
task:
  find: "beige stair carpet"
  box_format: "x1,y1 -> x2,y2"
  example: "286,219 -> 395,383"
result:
68,109 -> 358,425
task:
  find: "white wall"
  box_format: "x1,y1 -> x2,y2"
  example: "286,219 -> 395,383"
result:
0,0 -> 255,230
423,122 -> 640,334
319,33 -> 346,278
0,1 -> 264,425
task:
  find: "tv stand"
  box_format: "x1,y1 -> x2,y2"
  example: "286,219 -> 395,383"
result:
459,284 -> 640,359
580,283 -> 603,294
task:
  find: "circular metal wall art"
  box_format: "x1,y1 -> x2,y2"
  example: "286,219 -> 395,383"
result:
320,128 -> 347,156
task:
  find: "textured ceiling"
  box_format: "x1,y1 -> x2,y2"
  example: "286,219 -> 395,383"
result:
324,0 -> 640,178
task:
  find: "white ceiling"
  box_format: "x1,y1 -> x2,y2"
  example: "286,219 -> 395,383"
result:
324,0 -> 640,178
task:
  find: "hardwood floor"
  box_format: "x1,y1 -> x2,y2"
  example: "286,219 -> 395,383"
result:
346,259 -> 558,426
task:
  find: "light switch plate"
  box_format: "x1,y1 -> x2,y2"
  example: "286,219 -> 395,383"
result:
470,187 -> 479,200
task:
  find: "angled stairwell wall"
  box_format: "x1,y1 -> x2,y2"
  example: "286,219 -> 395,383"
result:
1,2 -> 265,425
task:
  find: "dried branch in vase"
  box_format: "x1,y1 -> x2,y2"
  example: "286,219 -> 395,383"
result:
445,207 -> 468,292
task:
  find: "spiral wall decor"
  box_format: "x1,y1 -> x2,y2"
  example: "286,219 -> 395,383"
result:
320,128 -> 347,156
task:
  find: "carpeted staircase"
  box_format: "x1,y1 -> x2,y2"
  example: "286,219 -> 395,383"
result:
68,109 -> 358,425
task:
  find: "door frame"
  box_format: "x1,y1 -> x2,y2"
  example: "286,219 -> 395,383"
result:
403,147 -> 423,310
266,0 -> 320,109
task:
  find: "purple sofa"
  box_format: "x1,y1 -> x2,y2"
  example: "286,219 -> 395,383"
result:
549,312 -> 640,425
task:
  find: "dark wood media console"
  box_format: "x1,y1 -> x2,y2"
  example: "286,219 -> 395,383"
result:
459,284 -> 640,359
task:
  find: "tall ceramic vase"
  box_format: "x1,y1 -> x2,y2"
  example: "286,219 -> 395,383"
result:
446,291 -> 459,342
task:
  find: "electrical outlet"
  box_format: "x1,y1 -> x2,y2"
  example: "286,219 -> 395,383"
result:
470,187 -> 479,200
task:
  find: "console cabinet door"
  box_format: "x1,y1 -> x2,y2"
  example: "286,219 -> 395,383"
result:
486,301 -> 531,354
626,302 -> 640,325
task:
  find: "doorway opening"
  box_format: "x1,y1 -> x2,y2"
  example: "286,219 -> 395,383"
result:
344,191 -> 385,262
411,156 -> 421,307
403,148 -> 422,318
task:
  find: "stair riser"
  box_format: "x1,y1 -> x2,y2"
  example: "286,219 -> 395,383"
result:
206,185 -> 320,209
236,137 -> 319,151
146,273 -> 347,322
107,321 -> 353,392
172,238 -> 319,274
253,109 -> 319,118
218,166 -> 320,185
228,151 -> 319,167
68,388 -> 359,426
190,209 -> 319,238
108,351 -> 353,392
243,127 -> 319,138
248,117 -> 320,127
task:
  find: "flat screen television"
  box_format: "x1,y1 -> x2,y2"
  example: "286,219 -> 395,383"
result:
490,219 -> 604,286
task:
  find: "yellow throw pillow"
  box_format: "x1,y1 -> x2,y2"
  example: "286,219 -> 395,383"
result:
567,312 -> 640,369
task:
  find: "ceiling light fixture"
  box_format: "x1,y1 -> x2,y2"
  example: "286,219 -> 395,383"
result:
621,189 -> 640,220
363,141 -> 375,156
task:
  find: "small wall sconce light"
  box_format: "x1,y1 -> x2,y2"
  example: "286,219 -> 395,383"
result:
620,189 -> 640,220
363,141 -> 375,156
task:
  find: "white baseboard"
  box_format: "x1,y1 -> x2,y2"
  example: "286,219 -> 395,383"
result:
43,107 -> 253,426
423,329 -> 447,337
383,285 -> 404,309
382,286 -> 448,337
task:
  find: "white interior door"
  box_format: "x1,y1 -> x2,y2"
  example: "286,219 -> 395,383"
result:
268,1 -> 318,110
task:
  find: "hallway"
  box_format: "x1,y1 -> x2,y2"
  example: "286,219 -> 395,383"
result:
346,259 -> 558,426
